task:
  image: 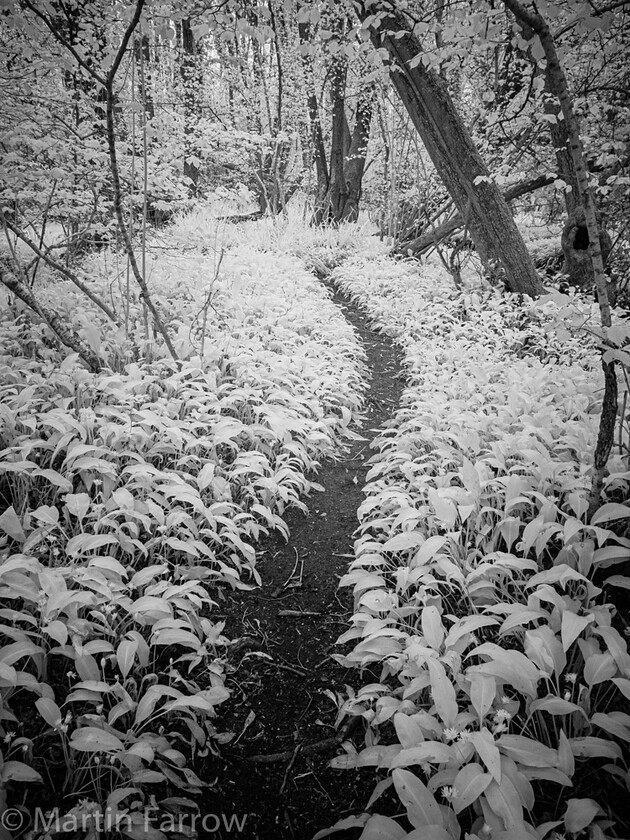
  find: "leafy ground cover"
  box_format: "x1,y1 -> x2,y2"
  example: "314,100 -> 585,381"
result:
0,211 -> 369,834
322,253 -> 630,840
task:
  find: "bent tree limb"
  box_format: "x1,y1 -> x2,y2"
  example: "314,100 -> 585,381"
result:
501,0 -> 616,519
3,217 -> 119,323
0,264 -> 102,373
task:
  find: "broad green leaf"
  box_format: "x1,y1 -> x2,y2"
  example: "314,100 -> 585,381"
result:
529,696 -> 583,716
404,828 -> 452,840
1,760 -> 43,783
0,506 -> 26,543
469,673 -> 496,720
65,533 -> 119,558
393,713 -> 424,749
496,735 -> 557,767
484,777 -> 524,830
30,505 -> 60,526
471,728 -> 501,783
590,503 -> 630,525
392,768 -> 443,828
561,611 -> 593,652
428,489 -> 457,529
35,697 -> 62,729
312,815 -> 370,840
358,814 -> 407,840
563,798 -> 602,833
557,730 -> 574,778
421,606 -> 445,651
583,651 -> 616,687
452,763 -> 492,814
390,742 -> 453,769
426,659 -> 457,727
382,532 -> 425,552
590,712 -> 630,742
117,639 -> 138,679
70,727 -> 125,753
569,737 -> 622,760
612,677 -> 630,701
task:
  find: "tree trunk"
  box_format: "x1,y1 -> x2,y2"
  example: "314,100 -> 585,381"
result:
398,174 -> 556,256
179,18 -> 202,193
501,0 -> 617,520
324,53 -> 349,222
336,86 -> 375,223
561,206 -> 613,291
355,1 -> 544,297
298,21 -> 329,220
134,34 -> 154,121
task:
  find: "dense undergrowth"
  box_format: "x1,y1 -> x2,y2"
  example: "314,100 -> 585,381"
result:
322,254 -> 630,840
0,210 -> 368,833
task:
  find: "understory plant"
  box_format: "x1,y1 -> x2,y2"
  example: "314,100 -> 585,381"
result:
0,213 -> 367,831
321,254 -> 630,840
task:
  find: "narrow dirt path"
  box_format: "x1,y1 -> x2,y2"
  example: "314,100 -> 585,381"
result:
201,281 -> 404,840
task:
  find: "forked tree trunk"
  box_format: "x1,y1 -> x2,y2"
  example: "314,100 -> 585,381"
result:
355,2 -> 544,297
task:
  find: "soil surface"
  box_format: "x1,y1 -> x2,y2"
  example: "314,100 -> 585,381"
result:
199,281 -> 404,839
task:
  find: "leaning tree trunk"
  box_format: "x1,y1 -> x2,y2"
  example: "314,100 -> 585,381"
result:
0,263 -> 102,373
355,1 -> 544,297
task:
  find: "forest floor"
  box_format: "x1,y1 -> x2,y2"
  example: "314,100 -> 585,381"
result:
197,280 -> 404,839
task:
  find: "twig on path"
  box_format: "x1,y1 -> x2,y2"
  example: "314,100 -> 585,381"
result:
246,718 -> 361,763
247,737 -> 338,764
282,547 -> 304,589
279,744 -> 302,794
264,659 -> 309,677
278,609 -> 321,617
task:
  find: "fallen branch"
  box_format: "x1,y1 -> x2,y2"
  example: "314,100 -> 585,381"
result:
396,174 -> 556,257
247,737 -> 338,764
4,217 -> 118,323
246,717 -> 361,763
0,262 -> 102,372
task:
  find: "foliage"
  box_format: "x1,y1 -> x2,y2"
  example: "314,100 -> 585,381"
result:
0,213 -> 367,824
322,253 -> 630,839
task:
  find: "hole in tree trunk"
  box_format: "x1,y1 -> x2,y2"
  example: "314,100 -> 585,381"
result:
573,225 -> 590,250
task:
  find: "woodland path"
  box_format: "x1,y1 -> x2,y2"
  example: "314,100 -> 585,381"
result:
199,279 -> 404,840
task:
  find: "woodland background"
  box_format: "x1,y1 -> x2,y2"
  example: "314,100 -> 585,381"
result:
1,1 -> 630,840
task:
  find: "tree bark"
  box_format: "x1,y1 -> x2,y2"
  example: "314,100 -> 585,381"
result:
324,53 -> 349,222
179,17 -> 202,193
355,1 -> 544,297
501,0 -> 617,520
0,263 -> 102,372
398,174 -> 556,256
337,86 -> 375,223
298,21 -> 329,219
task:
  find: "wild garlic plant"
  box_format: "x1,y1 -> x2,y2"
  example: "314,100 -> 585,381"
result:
0,223 -> 368,815
322,254 -> 630,840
